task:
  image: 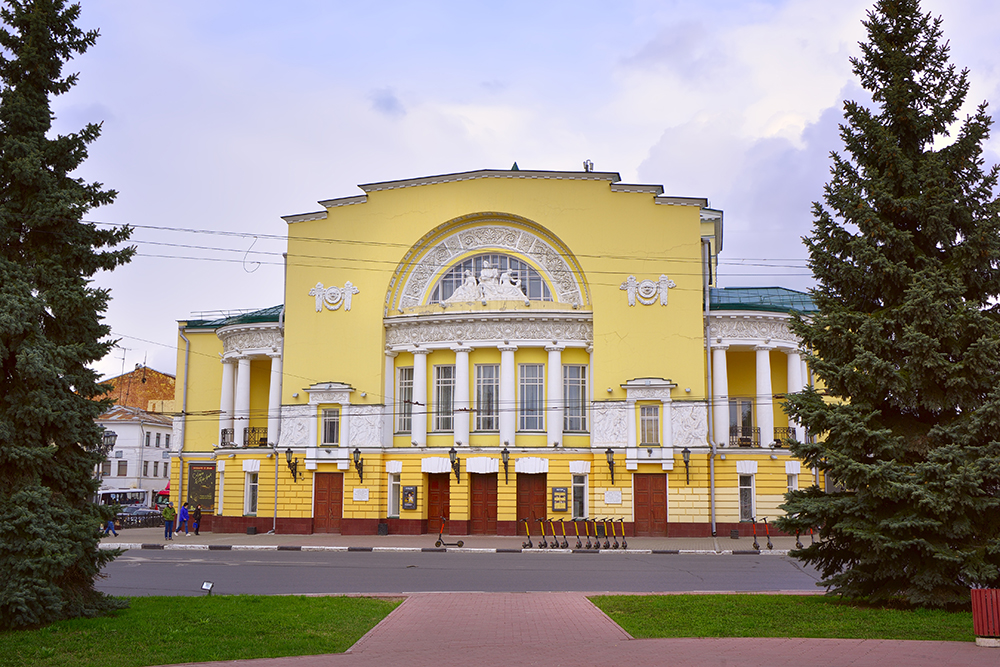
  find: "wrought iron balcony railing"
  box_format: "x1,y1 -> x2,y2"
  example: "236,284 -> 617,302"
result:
730,425 -> 760,447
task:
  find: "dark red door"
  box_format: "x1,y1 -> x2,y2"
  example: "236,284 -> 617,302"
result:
313,472 -> 343,534
516,473 -> 547,536
427,473 -> 450,534
634,473 -> 667,536
470,473 -> 498,534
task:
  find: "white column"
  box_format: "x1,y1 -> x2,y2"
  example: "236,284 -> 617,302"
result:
755,346 -> 774,446
219,359 -> 235,442
340,403 -> 351,449
453,346 -> 472,446
412,349 -> 429,446
384,351 -> 397,447
711,345 -> 729,447
234,357 -> 252,445
545,345 -> 564,446
499,344 -> 518,446
626,399 -> 637,448
267,353 -> 282,445
662,397 -> 673,449
786,349 -> 804,442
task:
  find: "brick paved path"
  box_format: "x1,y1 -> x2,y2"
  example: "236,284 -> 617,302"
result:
159,592 -> 996,667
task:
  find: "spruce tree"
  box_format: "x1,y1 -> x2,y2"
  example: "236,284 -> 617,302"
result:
0,0 -> 133,628
776,0 -> 1000,608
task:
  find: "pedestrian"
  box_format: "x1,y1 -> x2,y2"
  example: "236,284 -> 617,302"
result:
193,504 -> 202,536
178,502 -> 190,536
103,517 -> 118,537
162,502 -> 176,540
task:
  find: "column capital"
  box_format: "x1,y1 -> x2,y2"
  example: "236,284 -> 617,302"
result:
498,344 -> 518,353
710,343 -> 729,351
544,345 -> 565,353
754,345 -> 775,352
412,348 -> 431,356
452,345 -> 474,354
384,349 -> 399,358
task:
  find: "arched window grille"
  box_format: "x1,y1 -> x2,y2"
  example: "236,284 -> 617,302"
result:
430,253 -> 553,303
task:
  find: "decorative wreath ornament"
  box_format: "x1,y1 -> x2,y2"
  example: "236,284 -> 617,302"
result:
620,274 -> 676,307
309,281 -> 360,312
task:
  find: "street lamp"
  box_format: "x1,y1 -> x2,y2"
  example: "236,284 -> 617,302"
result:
501,444 -> 510,484
605,447 -> 615,485
284,448 -> 299,482
449,446 -> 461,483
353,447 -> 364,483
681,447 -> 691,484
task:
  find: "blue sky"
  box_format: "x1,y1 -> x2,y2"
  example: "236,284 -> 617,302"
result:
46,1 -> 1000,379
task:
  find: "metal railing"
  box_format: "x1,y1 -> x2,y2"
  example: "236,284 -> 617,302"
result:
730,425 -> 760,447
220,428 -> 235,446
244,426 -> 268,447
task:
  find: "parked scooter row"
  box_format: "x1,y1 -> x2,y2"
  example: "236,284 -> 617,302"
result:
521,517 -> 627,550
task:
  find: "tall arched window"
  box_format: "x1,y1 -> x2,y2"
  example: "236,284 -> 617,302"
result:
430,253 -> 553,303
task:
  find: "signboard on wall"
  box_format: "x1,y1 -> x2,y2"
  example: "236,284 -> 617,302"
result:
187,462 -> 216,512
402,486 -> 417,510
551,487 -> 568,512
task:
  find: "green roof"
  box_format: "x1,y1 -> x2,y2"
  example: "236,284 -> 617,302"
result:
183,305 -> 283,329
710,287 -> 816,314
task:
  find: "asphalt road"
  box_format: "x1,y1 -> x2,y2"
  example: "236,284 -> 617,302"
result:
97,551 -> 822,597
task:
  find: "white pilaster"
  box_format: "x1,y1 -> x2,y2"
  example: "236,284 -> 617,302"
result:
786,349 -> 804,442
499,344 -> 518,446
755,346 -> 774,446
234,357 -> 252,445
384,351 -> 397,447
626,399 -> 637,449
662,397 -> 673,449
711,345 -> 729,447
412,349 -> 430,446
546,345 -> 564,446
219,359 -> 235,441
453,346 -> 472,446
267,353 -> 282,445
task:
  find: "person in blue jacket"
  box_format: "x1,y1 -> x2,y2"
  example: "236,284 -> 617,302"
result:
177,502 -> 190,536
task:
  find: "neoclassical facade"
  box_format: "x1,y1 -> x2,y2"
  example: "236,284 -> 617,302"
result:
171,168 -> 818,536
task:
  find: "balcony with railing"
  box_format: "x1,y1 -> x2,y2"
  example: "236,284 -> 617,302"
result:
730,425 -> 760,447
219,426 -> 268,448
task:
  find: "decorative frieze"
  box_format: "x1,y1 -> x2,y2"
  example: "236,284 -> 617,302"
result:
348,405 -> 384,448
591,401 -> 627,447
218,325 -> 282,356
384,313 -> 592,348
708,314 -> 799,347
671,402 -> 709,447
277,405 -> 312,448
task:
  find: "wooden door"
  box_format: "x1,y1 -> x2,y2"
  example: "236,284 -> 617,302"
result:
516,473 -> 547,536
313,472 -> 343,534
470,473 -> 498,535
427,473 -> 450,534
633,473 -> 667,536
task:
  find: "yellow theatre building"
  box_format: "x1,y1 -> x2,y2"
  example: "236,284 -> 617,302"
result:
169,167 -> 820,537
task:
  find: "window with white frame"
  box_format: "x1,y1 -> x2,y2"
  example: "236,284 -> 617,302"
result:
563,365 -> 588,432
787,473 -> 798,492
519,364 -> 544,431
153,461 -> 159,477
143,461 -> 148,477
572,475 -> 587,519
475,364 -> 499,431
739,474 -> 754,522
640,405 -> 660,445
397,367 -> 413,433
321,408 -> 340,446
164,462 -> 169,478
388,473 -> 401,518
101,461 -> 112,476
117,461 -> 127,476
165,434 -> 170,449
155,433 -> 161,448
433,365 -> 455,431
245,472 -> 259,515
145,432 -> 151,447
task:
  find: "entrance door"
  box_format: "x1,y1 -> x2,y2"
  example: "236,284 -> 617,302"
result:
313,472 -> 343,533
633,473 -> 667,536
427,473 -> 450,534
470,473 -> 498,534
516,473 -> 547,536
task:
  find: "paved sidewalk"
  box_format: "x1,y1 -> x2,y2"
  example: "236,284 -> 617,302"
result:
152,592 -> 995,667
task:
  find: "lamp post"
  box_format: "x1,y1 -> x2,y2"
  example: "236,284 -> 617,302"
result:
353,447 -> 363,483
501,444 -> 510,484
284,448 -> 299,482
98,429 -> 117,485
605,447 -> 615,485
682,447 -> 691,485
449,446 -> 461,483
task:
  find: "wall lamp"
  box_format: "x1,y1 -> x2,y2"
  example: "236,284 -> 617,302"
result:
353,447 -> 364,483
449,446 -> 461,483
682,447 -> 691,485
501,444 -> 510,484
285,448 -> 299,482
605,447 -> 615,485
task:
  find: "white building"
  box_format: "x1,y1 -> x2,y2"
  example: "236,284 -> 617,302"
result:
96,405 -> 174,493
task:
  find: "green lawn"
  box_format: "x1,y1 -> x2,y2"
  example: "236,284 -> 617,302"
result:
590,594 -> 974,642
0,595 -> 400,667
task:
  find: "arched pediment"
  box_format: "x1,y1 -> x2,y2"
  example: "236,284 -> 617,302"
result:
384,212 -> 590,315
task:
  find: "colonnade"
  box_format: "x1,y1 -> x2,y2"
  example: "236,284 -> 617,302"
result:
218,353 -> 283,446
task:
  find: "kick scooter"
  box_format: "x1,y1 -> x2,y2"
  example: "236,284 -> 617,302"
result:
433,516 -> 464,548
572,519 -> 583,550
616,518 -> 627,549
521,518 -> 533,549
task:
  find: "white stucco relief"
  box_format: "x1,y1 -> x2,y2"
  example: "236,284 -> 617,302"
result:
348,405 -> 384,447
277,405 -> 312,448
591,401 -> 627,447
310,281 -> 359,312
219,326 -> 282,356
671,402 -> 709,447
709,314 -> 799,346
620,275 -> 676,306
384,313 -> 592,347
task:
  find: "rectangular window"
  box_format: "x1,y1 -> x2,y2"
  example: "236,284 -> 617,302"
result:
142,461 -> 149,477
563,365 -> 588,432
101,461 -> 112,476
787,474 -> 798,493
245,472 -> 259,515
164,462 -> 169,478
388,473 -> 401,518
519,364 -> 544,431
117,461 -> 128,476
155,433 -> 161,448
165,434 -> 170,449
730,399 -> 756,445
153,461 -> 159,477
397,367 -> 414,433
475,364 -> 499,431
321,408 -> 341,446
739,474 -> 754,522
145,432 -> 151,447
640,405 -> 660,445
572,475 -> 587,519
433,365 -> 455,431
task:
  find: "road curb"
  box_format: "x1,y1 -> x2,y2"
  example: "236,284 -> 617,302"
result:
100,543 -> 789,556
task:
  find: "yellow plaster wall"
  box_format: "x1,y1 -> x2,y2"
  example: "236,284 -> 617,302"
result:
175,329 -> 224,451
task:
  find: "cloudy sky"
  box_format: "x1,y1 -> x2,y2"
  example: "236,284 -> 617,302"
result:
48,0 -> 1000,380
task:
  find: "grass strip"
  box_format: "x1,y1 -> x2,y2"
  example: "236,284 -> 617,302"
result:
590,594 -> 974,642
1,595 -> 401,667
